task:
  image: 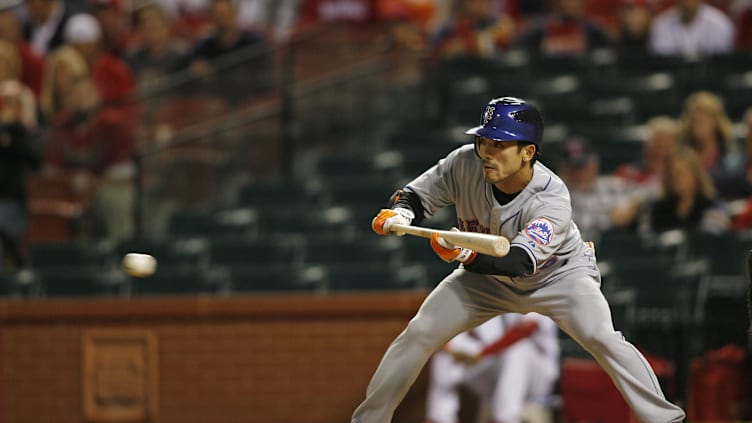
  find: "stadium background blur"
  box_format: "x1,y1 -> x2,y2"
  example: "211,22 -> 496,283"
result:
0,0 -> 750,422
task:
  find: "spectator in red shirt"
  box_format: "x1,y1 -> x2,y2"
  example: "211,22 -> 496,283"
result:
0,8 -> 45,99
63,13 -> 135,109
44,76 -> 135,240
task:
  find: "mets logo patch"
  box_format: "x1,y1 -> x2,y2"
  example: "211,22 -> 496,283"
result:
526,218 -> 554,246
483,105 -> 495,125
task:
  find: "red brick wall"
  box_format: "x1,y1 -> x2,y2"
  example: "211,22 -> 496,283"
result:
0,293 -> 436,423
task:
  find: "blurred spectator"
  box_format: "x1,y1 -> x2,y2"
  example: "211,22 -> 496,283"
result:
126,4 -> 189,90
616,0 -> 653,52
613,116 -> 681,202
298,0 -> 376,26
513,0 -> 613,55
156,0 -> 212,41
424,313 -> 559,423
716,107 -> 752,203
44,77 -> 135,240
90,0 -> 138,57
649,0 -> 734,56
640,146 -> 729,234
377,0 -> 432,52
236,0 -> 302,43
558,137 -> 640,240
731,0 -> 752,48
0,80 -> 42,269
678,91 -> 741,181
187,0 -> 272,102
21,0 -> 72,56
428,0 -> 516,58
0,8 -> 45,98
63,13 -> 135,109
39,45 -> 89,122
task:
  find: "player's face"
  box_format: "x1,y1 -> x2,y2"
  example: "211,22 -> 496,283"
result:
476,137 -> 533,189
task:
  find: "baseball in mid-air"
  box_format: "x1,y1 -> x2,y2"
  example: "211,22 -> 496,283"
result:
122,253 -> 157,277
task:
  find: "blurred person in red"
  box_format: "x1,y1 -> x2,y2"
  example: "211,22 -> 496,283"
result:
424,313 -> 560,423
428,0 -> 516,59
125,3 -> 189,90
44,76 -> 135,240
90,0 -> 138,57
298,0 -> 376,26
62,13 -> 135,111
21,0 -> 72,56
640,146 -> 730,235
649,0 -> 734,56
613,116 -> 681,202
0,7 -> 45,99
187,0 -> 271,101
513,0 -> 613,55
731,0 -> 752,48
38,45 -> 88,123
0,79 -> 42,269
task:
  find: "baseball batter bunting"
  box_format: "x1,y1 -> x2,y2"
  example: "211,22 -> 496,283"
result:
353,97 -> 685,423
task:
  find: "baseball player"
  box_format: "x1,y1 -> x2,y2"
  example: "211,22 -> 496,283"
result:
425,312 -> 559,423
351,97 -> 685,423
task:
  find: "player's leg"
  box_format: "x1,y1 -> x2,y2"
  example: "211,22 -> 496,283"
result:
424,352 -> 468,423
532,273 -> 685,423
351,269 -> 502,423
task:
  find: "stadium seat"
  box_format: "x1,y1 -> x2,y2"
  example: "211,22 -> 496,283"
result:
228,264 -> 324,293
323,262 -> 428,292
209,235 -> 305,267
28,240 -> 115,270
236,180 -> 323,210
304,235 -> 402,267
685,231 -> 752,276
40,268 -> 126,298
130,267 -> 230,296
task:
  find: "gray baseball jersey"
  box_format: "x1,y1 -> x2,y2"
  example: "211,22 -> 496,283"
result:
352,144 -> 685,423
407,144 -> 596,288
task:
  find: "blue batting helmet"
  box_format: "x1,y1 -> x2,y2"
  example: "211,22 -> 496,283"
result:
465,97 -> 544,147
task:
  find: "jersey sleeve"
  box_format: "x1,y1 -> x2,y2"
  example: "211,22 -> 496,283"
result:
403,146 -> 467,219
510,200 -> 572,274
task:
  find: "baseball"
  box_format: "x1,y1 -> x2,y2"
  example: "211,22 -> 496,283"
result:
122,253 -> 157,277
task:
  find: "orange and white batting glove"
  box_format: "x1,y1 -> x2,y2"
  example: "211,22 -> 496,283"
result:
371,208 -> 414,236
430,231 -> 477,264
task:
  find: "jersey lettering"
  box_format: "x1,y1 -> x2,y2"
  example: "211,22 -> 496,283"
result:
457,218 -> 490,234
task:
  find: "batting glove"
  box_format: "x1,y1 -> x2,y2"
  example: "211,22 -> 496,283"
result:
372,207 -> 414,236
430,230 -> 477,264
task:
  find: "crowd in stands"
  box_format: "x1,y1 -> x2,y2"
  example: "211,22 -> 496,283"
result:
1,0 -> 752,272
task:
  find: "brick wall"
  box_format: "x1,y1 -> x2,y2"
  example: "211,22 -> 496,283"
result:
0,293 -> 439,423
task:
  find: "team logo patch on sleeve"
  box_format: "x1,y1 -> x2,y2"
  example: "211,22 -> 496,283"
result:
526,218 -> 554,246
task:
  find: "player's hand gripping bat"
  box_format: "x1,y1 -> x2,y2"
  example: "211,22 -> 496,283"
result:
390,224 -> 510,257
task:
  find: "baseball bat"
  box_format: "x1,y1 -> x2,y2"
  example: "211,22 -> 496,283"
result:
390,224 -> 510,257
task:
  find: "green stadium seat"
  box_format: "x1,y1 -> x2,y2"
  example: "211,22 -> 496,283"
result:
228,264 -> 324,293
130,267 -> 230,296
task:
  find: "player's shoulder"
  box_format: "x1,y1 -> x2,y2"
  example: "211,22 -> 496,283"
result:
531,162 -> 568,194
